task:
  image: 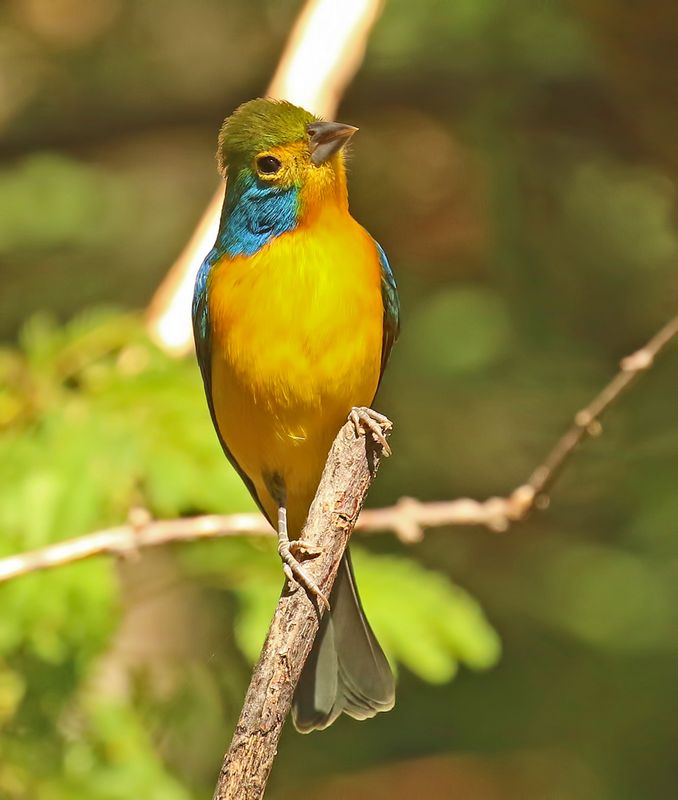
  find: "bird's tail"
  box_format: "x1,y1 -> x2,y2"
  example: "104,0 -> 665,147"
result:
292,548 -> 395,732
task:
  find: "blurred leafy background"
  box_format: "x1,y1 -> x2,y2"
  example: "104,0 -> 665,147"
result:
1,0 -> 677,798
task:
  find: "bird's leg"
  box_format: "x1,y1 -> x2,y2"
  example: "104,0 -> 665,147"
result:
349,406 -> 393,456
277,506 -> 329,610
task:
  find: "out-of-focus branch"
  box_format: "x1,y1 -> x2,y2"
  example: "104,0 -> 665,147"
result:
521,314 -> 678,501
146,0 -> 384,356
212,420 -> 389,800
1,315 -> 675,584
0,509 -> 272,583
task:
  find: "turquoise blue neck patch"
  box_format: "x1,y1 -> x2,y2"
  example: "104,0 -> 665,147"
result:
218,171 -> 300,257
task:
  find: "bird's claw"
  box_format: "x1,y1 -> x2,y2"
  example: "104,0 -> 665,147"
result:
289,539 -> 322,558
349,406 -> 392,456
279,540 -> 329,610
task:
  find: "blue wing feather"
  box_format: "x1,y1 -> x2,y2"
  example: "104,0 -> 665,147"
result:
192,253 -> 271,523
373,240 -> 400,388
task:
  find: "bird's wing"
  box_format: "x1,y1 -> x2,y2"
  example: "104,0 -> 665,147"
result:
192,256 -> 271,524
374,240 -> 400,387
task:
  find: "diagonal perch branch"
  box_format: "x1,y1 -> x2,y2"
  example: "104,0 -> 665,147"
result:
212,420 -> 390,800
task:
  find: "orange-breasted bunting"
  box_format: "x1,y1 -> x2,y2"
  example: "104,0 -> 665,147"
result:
192,99 -> 400,731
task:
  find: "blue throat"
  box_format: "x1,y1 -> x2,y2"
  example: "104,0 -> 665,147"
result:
193,171 -> 300,341
217,171 -> 300,257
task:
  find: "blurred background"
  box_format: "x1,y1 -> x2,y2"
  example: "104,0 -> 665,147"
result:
1,1 -> 677,798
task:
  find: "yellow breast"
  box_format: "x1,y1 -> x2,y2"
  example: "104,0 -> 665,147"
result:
208,205 -> 384,533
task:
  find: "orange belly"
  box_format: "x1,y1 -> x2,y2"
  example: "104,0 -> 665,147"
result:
208,207 -> 384,534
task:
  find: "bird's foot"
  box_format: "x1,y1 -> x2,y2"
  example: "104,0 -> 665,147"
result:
349,406 -> 393,456
278,538 -> 329,610
289,539 -> 322,558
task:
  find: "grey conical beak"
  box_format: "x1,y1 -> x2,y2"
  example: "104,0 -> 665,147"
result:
307,121 -> 358,165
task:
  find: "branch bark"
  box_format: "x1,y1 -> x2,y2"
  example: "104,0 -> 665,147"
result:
212,420 -> 389,800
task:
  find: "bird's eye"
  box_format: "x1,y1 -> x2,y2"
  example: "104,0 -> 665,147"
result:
256,155 -> 282,175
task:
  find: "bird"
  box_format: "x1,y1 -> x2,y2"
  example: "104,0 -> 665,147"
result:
192,98 -> 400,732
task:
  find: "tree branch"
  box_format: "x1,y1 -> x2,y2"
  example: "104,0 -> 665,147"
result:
212,420 -> 389,800
0,315 -> 675,584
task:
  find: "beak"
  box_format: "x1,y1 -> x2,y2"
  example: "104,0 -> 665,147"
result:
307,121 -> 358,165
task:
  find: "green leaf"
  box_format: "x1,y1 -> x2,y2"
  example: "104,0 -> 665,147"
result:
230,545 -> 501,684
354,548 -> 501,682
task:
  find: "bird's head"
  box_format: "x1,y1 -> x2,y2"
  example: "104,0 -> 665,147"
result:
217,98 -> 357,220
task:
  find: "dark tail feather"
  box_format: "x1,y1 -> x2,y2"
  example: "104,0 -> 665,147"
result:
292,549 -> 395,732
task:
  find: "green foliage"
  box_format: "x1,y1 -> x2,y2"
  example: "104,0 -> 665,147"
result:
0,312 -> 244,798
0,312 -> 498,798
354,549 -> 500,680
404,286 -> 513,378
0,310 -> 254,534
562,160 -> 678,269
522,536 -> 678,653
368,0 -> 593,76
228,545 -> 500,682
0,154 -> 130,254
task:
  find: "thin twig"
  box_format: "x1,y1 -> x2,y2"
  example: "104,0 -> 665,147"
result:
0,510 -> 272,583
0,315 -> 675,583
523,314 -> 678,500
212,420 -> 389,800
